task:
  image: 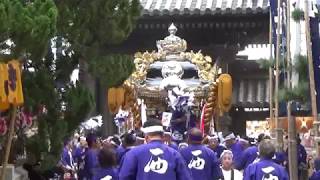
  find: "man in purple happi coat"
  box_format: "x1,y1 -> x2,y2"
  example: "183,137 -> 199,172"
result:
180,128 -> 223,180
119,119 -> 192,180
93,148 -> 119,180
244,139 -> 289,180
235,133 -> 270,170
164,131 -> 179,150
310,158 -> 320,180
82,134 -> 100,179
223,132 -> 245,165
60,138 -> 75,174
117,130 -> 136,169
207,134 -> 226,160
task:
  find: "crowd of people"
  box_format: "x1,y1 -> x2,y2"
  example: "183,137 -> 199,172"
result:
59,119 -> 320,180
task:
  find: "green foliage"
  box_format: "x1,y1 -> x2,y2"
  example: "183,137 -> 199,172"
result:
0,0 -> 57,61
88,54 -> 135,87
54,38 -> 80,84
1,0 -> 140,171
278,82 -> 309,102
64,82 -> 95,134
258,58 -> 274,69
258,58 -> 285,70
279,55 -> 309,102
18,38 -> 93,170
55,0 -> 141,58
23,69 -> 58,112
294,55 -> 308,81
292,8 -> 304,22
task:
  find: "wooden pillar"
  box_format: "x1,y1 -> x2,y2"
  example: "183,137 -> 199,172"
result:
275,0 -> 283,152
304,0 -> 320,157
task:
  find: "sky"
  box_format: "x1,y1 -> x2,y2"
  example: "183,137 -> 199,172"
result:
237,45 -> 270,60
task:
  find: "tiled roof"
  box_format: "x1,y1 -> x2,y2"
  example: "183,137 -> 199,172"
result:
232,79 -> 270,108
139,0 -> 269,16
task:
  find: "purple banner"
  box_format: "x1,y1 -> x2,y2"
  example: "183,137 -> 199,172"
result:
310,15 -> 320,112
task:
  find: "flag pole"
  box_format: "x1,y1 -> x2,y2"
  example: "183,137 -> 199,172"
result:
304,0 -> 319,157
269,8 -> 274,137
275,0 -> 283,152
286,1 -> 299,179
0,106 -> 17,180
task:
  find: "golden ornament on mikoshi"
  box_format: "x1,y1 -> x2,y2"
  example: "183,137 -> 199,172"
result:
217,74 -> 232,112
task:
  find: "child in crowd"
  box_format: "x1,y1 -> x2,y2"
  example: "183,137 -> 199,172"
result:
220,150 -> 243,180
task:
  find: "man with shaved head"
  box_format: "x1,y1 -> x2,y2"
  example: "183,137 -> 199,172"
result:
180,128 -> 223,180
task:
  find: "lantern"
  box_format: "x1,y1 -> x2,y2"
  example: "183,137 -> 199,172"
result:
217,74 -> 232,112
7,60 -> 24,106
0,63 -> 9,111
108,88 -> 118,114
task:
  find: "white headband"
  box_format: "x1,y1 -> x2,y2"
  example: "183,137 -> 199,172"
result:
208,135 -> 218,140
142,126 -> 164,133
224,133 -> 235,141
220,150 -> 233,159
136,136 -> 145,140
178,142 -> 188,149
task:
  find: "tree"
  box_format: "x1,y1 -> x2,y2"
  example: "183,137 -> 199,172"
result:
0,0 -> 94,171
0,0 -> 57,61
55,0 -> 141,135
0,0 -> 141,171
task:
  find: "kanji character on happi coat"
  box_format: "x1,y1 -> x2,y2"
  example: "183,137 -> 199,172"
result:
180,128 -> 223,180
119,119 -> 192,180
235,133 -> 270,170
244,139 -> 289,180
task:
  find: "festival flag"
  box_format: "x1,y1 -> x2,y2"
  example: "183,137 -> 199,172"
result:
270,0 -> 287,56
270,0 -> 288,115
200,104 -> 206,135
141,99 -> 147,125
270,0 -> 278,57
310,1 -> 320,112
